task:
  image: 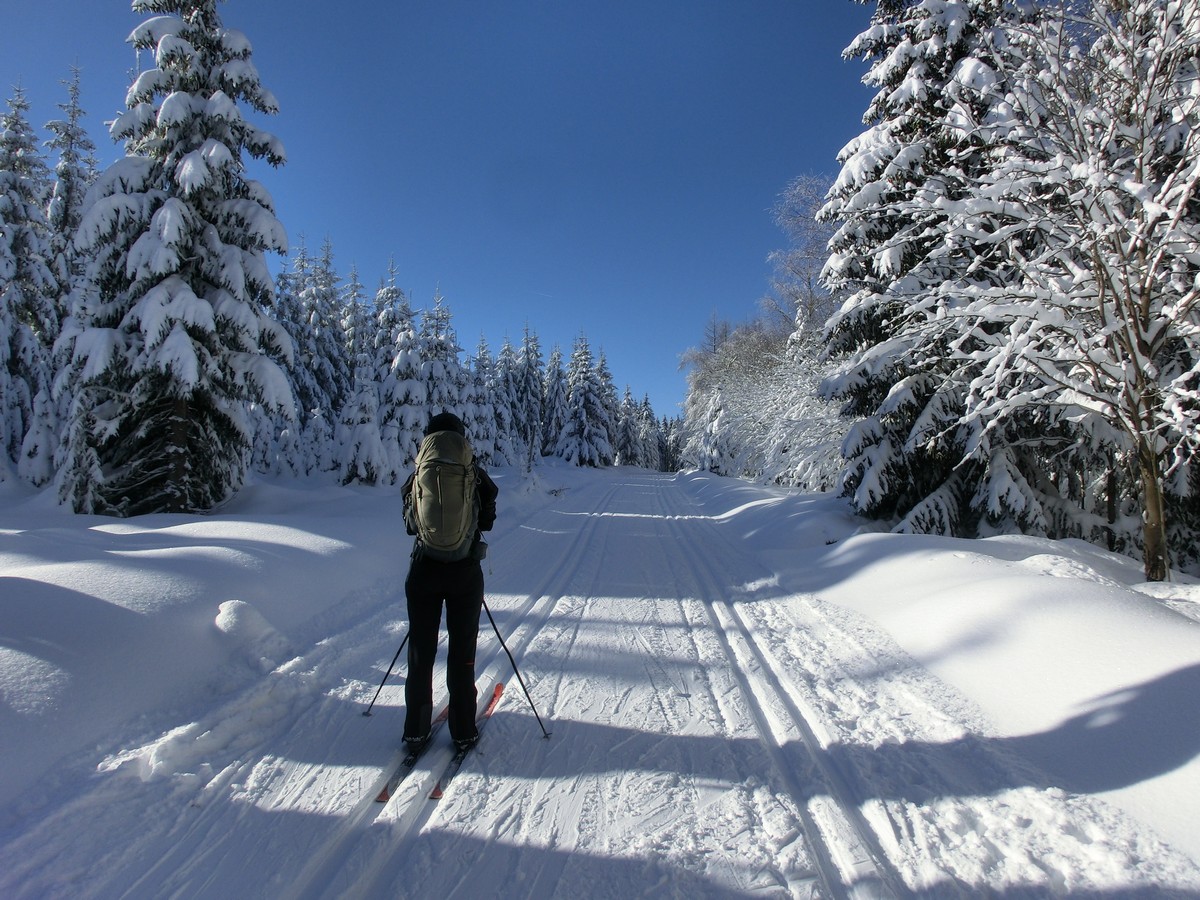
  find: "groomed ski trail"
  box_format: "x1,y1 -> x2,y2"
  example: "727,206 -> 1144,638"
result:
380,470 -> 828,897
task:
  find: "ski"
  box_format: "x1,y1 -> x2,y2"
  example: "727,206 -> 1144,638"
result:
375,704 -> 450,803
430,682 -> 505,800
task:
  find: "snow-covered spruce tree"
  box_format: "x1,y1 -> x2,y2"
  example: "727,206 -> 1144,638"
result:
515,325 -> 545,471
614,386 -> 643,466
664,414 -> 681,471
465,338 -> 499,465
417,291 -> 462,422
253,248 -> 311,475
541,343 -> 568,456
337,370 -> 384,484
371,260 -> 419,480
637,395 -> 664,471
340,265 -> 371,372
300,408 -> 334,475
302,238 -> 350,413
0,87 -> 57,480
681,313 -> 733,472
373,258 -> 404,321
951,0 -> 1200,578
453,359 -> 473,444
675,416 -> 689,470
556,334 -> 613,467
295,237 -> 348,472
269,238 -> 346,475
337,265 -> 385,485
379,290 -> 426,470
36,69 -> 99,487
820,0 -> 1046,535
687,387 -> 737,474
60,0 -> 292,514
43,69 -> 98,336
594,349 -> 620,457
491,336 -> 521,466
272,248 -> 308,388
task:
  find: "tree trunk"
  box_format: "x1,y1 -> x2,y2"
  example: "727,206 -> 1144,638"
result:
1138,441 -> 1168,582
1105,455 -> 1117,553
168,396 -> 191,513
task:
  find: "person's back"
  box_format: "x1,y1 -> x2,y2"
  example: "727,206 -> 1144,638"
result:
401,412 -> 498,750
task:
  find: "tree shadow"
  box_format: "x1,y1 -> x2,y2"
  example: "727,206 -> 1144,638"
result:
467,664 -> 1200,806
994,662 -> 1200,796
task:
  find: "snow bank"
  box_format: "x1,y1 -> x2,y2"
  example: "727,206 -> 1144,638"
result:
214,599 -> 292,672
0,476 -> 413,810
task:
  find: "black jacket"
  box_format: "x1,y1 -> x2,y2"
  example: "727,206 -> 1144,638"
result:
474,465 -> 499,532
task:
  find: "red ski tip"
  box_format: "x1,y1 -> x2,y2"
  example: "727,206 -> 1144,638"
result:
487,682 -> 505,709
430,782 -> 444,800
375,786 -> 391,803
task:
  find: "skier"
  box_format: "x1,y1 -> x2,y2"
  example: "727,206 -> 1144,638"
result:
401,412 -> 499,751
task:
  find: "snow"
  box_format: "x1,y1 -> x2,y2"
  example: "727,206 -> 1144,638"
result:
71,326 -> 121,382
156,90 -> 197,128
154,321 -> 202,385
175,139 -> 234,196
1,465 -> 1198,897
128,15 -> 184,49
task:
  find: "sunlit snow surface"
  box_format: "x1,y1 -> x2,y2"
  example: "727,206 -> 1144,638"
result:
1,465 -> 1198,897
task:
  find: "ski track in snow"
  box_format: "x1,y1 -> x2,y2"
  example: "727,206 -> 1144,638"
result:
2,470 -> 1199,898
657,479 -> 1194,897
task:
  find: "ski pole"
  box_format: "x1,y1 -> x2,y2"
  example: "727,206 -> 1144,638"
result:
482,597 -> 551,739
362,633 -> 408,717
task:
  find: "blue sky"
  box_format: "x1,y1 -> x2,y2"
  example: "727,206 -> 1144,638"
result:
5,1 -> 875,415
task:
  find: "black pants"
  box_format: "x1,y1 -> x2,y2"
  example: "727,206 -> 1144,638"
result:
404,555 -> 484,743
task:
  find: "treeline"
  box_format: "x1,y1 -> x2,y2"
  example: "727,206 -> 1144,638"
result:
258,243 -> 682,485
683,1 -> 1200,580
0,3 -> 679,518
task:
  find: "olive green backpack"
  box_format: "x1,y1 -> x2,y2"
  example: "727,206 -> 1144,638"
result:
407,430 -> 479,561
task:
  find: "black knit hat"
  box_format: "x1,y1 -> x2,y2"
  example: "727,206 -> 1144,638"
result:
426,412 -> 466,436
